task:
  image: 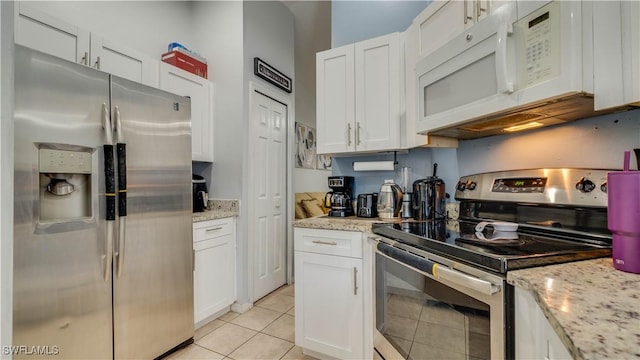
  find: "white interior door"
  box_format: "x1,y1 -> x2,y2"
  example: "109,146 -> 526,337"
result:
251,90 -> 287,300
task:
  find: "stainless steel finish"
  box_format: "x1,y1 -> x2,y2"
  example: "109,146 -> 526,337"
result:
347,123 -> 352,146
456,168 -> 611,207
94,56 -> 101,70
14,45 -> 113,359
312,240 -> 338,246
13,46 -> 193,360
82,51 -> 88,65
433,262 -> 500,295
114,105 -> 123,143
115,217 -> 126,278
46,178 -> 76,195
111,76 -> 193,359
373,236 -> 506,360
356,122 -> 361,145
353,267 -> 358,295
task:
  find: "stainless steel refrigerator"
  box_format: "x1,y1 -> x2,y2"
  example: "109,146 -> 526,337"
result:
13,45 -> 194,359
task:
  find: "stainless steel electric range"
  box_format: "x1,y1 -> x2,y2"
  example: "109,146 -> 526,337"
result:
371,169 -> 613,360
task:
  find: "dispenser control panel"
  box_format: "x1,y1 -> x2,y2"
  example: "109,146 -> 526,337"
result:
39,149 -> 92,174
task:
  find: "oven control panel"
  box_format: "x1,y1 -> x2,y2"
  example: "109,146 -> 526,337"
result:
455,169 -> 611,207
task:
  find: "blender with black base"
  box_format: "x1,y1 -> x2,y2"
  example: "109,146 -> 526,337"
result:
324,176 -> 355,217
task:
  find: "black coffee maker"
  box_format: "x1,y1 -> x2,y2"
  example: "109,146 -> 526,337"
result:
324,176 -> 355,217
192,174 -> 209,213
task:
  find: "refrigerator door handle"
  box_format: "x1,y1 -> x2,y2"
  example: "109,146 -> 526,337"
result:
114,106 -> 128,278
103,103 -> 115,282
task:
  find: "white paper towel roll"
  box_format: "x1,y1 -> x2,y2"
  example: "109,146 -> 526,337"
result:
352,161 -> 395,171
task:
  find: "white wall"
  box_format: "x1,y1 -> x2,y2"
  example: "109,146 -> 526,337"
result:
0,0 -> 14,354
23,1 -> 193,60
456,110 -> 640,175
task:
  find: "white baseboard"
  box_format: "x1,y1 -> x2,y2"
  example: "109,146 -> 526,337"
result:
231,301 -> 252,314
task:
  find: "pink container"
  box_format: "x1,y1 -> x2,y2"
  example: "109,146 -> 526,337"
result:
607,150 -> 640,274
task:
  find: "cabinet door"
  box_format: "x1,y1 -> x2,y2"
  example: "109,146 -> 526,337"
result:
355,33 -> 401,152
159,62 -> 214,162
14,3 -> 90,64
415,0 -> 466,57
90,35 -> 160,87
316,44 -> 355,154
294,251 -> 363,359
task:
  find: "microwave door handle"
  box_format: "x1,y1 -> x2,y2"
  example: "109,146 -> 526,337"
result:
496,22 -> 514,94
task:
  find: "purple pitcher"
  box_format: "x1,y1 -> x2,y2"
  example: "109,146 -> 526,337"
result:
607,150 -> 640,274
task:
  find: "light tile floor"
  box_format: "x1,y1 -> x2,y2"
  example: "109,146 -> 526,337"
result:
165,284 -> 319,360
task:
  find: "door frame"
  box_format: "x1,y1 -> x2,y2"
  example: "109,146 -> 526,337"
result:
247,81 -> 294,304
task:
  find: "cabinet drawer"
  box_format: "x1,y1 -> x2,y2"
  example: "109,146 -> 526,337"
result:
294,228 -> 362,258
193,218 -> 234,242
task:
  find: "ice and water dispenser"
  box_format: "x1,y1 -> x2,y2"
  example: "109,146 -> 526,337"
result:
39,148 -> 93,222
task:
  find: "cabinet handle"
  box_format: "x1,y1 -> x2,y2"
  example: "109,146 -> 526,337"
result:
81,52 -> 89,66
356,122 -> 362,146
94,56 -> 101,70
347,123 -> 352,146
206,226 -> 223,232
477,1 -> 486,22
464,0 -> 473,24
311,240 -> 337,246
353,267 -> 358,295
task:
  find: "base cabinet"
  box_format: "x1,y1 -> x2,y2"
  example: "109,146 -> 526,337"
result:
294,228 -> 372,360
193,218 -> 236,326
515,287 -> 572,360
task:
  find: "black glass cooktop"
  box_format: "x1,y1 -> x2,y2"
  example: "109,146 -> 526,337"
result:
372,220 -> 612,274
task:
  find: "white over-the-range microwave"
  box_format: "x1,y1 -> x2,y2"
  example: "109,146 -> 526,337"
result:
416,1 -> 632,139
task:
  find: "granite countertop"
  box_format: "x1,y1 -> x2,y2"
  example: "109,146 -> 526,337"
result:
192,199 -> 239,223
508,258 -> 640,360
293,215 -> 381,233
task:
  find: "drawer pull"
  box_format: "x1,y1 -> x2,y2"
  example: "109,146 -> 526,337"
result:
206,226 -> 223,232
312,240 -> 338,246
353,267 -> 358,295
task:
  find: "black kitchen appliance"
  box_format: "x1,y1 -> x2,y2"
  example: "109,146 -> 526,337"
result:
412,163 -> 446,220
356,193 -> 378,218
372,168 -> 612,360
324,176 -> 354,217
192,174 -> 208,213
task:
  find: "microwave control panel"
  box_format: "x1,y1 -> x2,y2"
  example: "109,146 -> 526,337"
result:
517,1 -> 561,88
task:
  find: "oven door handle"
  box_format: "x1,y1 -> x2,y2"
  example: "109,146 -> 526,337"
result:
377,242 -> 500,296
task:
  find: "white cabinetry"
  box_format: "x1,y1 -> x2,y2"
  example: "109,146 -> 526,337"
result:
316,33 -> 401,154
160,62 -> 214,162
193,218 -> 236,327
593,1 -> 640,110
413,0 -> 501,58
294,228 -> 372,360
515,287 -> 572,360
14,2 -> 159,87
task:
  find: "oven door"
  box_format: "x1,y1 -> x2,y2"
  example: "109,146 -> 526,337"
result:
416,2 -> 517,135
374,241 -> 511,360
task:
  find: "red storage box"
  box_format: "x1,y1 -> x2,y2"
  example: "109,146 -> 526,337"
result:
161,50 -> 208,79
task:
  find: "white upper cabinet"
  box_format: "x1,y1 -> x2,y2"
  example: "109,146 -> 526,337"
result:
159,62 -> 214,162
317,32 -> 402,155
593,0 -> 640,110
414,0 -> 506,58
15,3 -> 159,87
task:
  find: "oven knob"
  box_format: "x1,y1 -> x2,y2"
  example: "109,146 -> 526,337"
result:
575,177 -> 595,193
468,181 -> 477,191
457,181 -> 466,191
600,181 -> 608,193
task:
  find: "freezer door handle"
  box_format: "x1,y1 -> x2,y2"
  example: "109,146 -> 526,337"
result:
114,106 -> 128,278
103,142 -> 115,282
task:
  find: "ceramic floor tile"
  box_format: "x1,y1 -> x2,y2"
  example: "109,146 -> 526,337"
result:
195,319 -> 226,341
385,314 -> 419,341
409,342 -> 466,360
261,314 -> 295,342
255,293 -> 295,313
275,284 -> 295,297
281,346 -> 320,360
230,306 -> 282,331
286,307 -> 295,316
413,321 -> 466,354
196,323 -> 257,356
228,333 -> 293,360
420,302 -> 465,329
165,344 -> 225,360
218,311 -> 241,322
387,294 -> 424,320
